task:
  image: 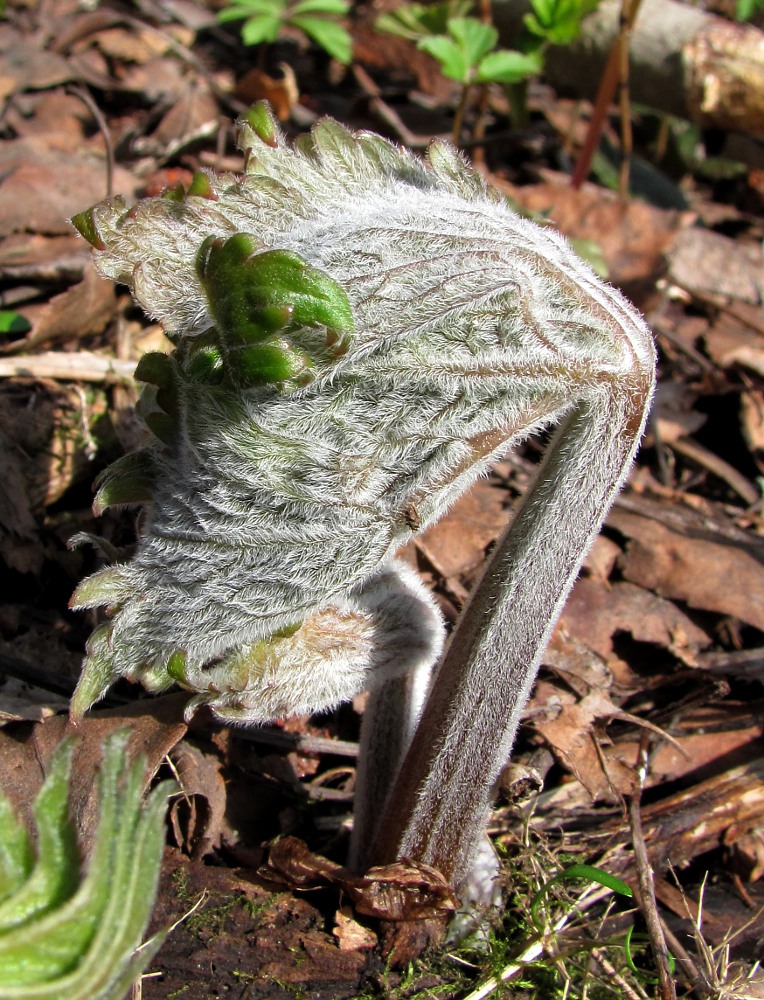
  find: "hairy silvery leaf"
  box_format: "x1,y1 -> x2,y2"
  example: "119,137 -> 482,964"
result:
0,732 -> 174,1000
71,103 -> 653,723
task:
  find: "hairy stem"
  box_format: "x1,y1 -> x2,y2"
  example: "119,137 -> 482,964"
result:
371,378 -> 652,885
348,663 -> 432,873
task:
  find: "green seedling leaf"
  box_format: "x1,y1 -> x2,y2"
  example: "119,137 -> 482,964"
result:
0,311 -> 31,336
234,340 -> 311,386
291,14 -> 353,62
0,731 -> 175,997
0,742 -> 78,932
476,48 -> 542,84
0,798 -> 32,903
241,13 -> 282,43
217,0 -> 282,19
376,0 -> 471,42
447,16 -> 497,65
418,34 -> 468,81
524,0 -> 599,45
185,344 -> 225,383
134,351 -> 176,390
186,172 -> 217,200
419,17 -> 503,84
531,862 -> 633,929
242,100 -> 279,147
291,0 -> 349,15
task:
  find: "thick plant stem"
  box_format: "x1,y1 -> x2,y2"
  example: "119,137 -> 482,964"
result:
348,663 -> 433,873
371,375 -> 653,887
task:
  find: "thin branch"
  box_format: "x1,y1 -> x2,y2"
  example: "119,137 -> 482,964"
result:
628,734 -> 677,1000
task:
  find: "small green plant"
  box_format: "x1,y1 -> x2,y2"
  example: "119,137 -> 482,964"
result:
217,0 -> 353,64
378,0 -> 599,139
0,731 -> 175,1000
736,0 -> 764,19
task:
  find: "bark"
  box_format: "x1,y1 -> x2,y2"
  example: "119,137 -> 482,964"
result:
493,0 -> 764,142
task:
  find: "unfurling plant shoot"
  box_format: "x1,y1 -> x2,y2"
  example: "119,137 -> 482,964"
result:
71,101 -> 654,894
0,732 -> 174,1000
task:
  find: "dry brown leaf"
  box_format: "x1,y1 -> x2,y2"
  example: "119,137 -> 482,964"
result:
234,64 -> 299,121
0,694 -> 187,850
261,836 -> 458,920
560,576 -> 711,679
0,233 -> 89,283
668,227 -> 764,304
0,26 -> 73,97
741,388 -> 764,454
610,507 -> 764,632
0,140 -> 137,237
333,906 -> 378,951
495,175 -> 685,287
138,85 -> 219,156
19,261 -> 116,350
532,685 -> 637,798
414,477 -> 510,578
167,740 -> 228,859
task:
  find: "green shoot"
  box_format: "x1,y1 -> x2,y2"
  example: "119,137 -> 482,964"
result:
217,0 -> 353,65
0,732 -> 175,1000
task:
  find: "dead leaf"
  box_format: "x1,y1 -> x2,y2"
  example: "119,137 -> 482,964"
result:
234,64 -> 299,121
0,694 -> 187,851
0,26 -> 73,97
167,740 -> 227,859
559,576 -> 711,680
346,861 -> 458,921
741,388 -> 764,453
610,507 -> 764,633
0,139 -> 137,237
668,227 -> 764,304
532,684 -> 637,798
136,85 -> 219,157
495,174 -> 685,287
333,906 -> 378,951
0,233 -> 89,283
18,261 -> 116,350
261,836 -> 458,920
414,477 -> 510,579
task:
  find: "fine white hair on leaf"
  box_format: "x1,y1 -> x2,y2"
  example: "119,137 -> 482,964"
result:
70,107 -> 655,729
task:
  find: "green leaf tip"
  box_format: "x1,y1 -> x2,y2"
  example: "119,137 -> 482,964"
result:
0,731 -> 175,998
187,171 -> 218,200
241,101 -> 279,148
71,207 -> 107,251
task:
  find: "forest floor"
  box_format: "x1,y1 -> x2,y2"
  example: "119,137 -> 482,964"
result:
0,0 -> 763,997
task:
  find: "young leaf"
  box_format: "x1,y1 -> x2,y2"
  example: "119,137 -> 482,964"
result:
476,48 -> 542,84
418,34 -> 468,81
0,311 -> 31,336
524,0 -> 599,45
291,0 -> 349,15
217,0 -> 283,21
0,732 -> 175,998
447,16 -> 497,66
290,13 -> 353,62
241,13 -> 283,44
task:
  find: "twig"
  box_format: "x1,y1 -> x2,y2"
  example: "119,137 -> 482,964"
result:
351,65 -> 448,149
67,85 -> 114,198
669,436 -> 760,506
460,884 -> 616,1000
628,734 -> 677,1000
0,351 -> 135,383
233,726 -> 359,758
